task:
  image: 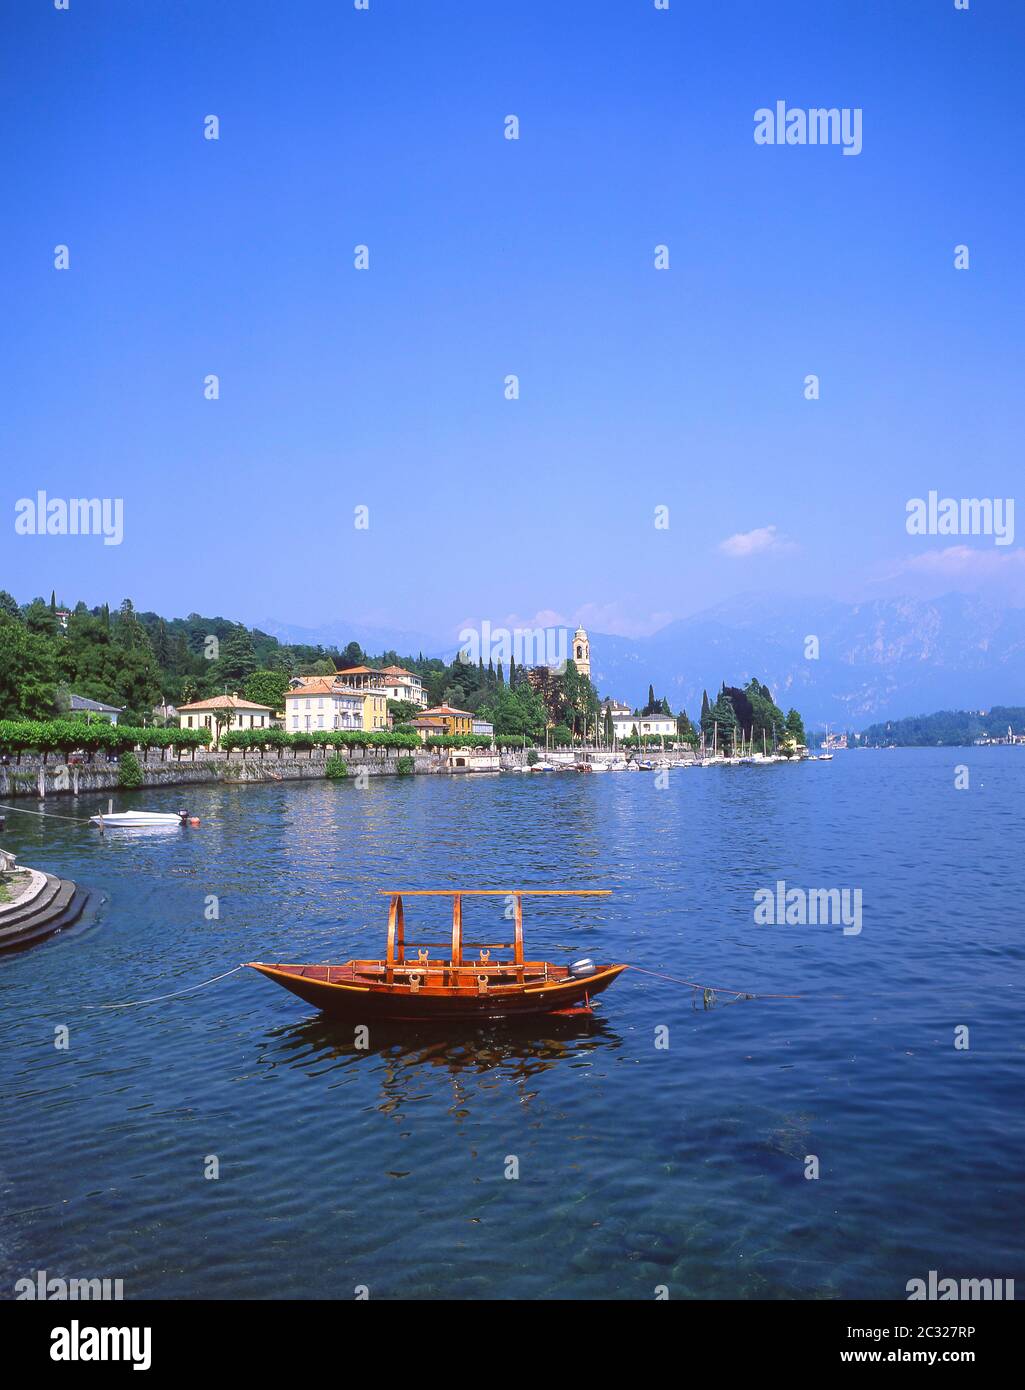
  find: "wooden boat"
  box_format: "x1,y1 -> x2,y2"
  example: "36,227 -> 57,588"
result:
247,889 -> 626,1021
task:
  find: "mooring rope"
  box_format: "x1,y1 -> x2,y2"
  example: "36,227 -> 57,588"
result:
625,964 -> 807,1000
0,802 -> 92,823
82,965 -> 247,1009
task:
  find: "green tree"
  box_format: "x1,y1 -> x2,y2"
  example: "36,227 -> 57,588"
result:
676,709 -> 699,745
212,704 -> 237,747
0,590 -> 21,622
244,669 -> 289,711
23,598 -> 59,638
114,598 -> 149,652
702,692 -> 738,752
64,610 -> 161,724
217,625 -> 258,684
118,751 -> 143,788
0,620 -> 59,718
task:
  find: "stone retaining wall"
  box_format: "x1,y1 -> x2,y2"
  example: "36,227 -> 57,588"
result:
0,749 -> 447,799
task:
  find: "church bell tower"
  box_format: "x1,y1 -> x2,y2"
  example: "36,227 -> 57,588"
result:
572,627 -> 591,680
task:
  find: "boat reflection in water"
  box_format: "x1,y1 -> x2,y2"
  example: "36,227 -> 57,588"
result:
257,1012 -> 624,1121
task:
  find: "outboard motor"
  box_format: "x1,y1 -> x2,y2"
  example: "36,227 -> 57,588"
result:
568,957 -> 597,978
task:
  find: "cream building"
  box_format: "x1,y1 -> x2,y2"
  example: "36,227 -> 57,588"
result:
177,694 -> 275,748
610,709 -> 677,741
285,679 -> 363,733
376,665 -> 428,708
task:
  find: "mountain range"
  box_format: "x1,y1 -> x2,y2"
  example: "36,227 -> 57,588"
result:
257,593 -> 1025,731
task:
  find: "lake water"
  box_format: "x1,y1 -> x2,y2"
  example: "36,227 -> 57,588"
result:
1,750 -> 1023,1300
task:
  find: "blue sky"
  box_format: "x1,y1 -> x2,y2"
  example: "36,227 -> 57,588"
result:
2,0 -> 1023,643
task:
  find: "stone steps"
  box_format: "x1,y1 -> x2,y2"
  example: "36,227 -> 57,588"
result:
0,872 -> 62,929
0,874 -> 88,952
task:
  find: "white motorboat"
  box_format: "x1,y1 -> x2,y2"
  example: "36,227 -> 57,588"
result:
90,810 -> 185,829
531,761 -> 556,772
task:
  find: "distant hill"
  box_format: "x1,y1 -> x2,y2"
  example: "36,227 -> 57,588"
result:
585,594 -> 1025,729
859,707 -> 1025,747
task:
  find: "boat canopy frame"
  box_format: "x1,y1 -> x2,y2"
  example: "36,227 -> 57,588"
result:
380,889 -> 610,971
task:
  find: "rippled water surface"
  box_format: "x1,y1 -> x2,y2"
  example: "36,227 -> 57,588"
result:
1,750 -> 1023,1299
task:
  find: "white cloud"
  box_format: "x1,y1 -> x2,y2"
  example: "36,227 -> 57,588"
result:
718,525 -> 793,558
869,546 -> 1025,605
896,546 -> 1025,578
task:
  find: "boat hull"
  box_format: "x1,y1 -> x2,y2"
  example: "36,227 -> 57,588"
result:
89,812 -> 182,827
247,961 -> 627,1021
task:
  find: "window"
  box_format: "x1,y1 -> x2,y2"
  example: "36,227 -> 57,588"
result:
292,717 -> 298,729
187,716 -> 193,728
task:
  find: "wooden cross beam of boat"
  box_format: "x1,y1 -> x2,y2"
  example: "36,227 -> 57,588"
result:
246,888 -> 622,1021
380,888 -> 611,979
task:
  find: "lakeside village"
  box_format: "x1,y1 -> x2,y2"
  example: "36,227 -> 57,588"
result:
0,592 -> 813,794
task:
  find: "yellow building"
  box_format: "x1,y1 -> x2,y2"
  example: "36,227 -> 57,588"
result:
409,716 -> 447,744
333,666 -> 390,730
356,687 -> 389,732
419,703 -> 474,738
